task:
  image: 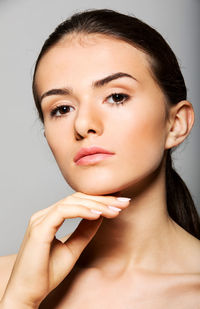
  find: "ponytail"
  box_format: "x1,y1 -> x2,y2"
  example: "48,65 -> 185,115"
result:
166,150 -> 200,239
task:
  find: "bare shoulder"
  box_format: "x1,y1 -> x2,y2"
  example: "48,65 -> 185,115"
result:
172,221 -> 200,274
0,254 -> 17,299
184,233 -> 200,273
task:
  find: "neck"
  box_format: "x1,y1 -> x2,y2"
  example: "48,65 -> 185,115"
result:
77,164 -> 179,276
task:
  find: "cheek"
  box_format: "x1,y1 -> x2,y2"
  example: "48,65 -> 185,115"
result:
44,121 -> 71,162
118,102 -> 167,171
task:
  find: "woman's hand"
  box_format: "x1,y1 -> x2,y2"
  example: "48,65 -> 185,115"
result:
0,192 -> 130,308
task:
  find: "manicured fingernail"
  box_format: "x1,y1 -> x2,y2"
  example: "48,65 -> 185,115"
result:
116,197 -> 131,202
108,206 -> 122,212
90,209 -> 102,214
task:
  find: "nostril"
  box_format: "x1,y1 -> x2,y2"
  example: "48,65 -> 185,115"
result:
88,129 -> 96,134
75,132 -> 84,140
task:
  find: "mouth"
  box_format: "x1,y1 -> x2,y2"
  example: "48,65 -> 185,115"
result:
75,153 -> 114,165
74,146 -> 115,166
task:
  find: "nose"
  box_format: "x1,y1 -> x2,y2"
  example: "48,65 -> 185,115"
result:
74,101 -> 103,140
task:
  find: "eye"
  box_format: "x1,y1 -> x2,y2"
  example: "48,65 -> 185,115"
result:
106,93 -> 130,105
50,105 -> 74,117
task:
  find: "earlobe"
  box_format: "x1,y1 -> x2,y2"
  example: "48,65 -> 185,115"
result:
165,100 -> 195,149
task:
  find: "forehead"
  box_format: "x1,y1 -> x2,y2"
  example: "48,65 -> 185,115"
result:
35,33 -> 153,91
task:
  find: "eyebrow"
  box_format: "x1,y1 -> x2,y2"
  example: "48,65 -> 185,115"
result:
40,72 -> 137,103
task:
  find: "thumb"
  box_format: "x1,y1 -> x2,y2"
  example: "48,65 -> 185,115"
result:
65,217 -> 103,259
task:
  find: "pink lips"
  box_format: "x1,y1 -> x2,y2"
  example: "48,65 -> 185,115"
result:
73,146 -> 115,165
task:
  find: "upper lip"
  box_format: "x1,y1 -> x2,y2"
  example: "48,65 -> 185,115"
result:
73,146 -> 115,163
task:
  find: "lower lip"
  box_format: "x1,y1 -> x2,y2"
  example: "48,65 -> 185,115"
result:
75,153 -> 114,166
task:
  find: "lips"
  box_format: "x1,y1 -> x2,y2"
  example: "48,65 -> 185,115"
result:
73,146 -> 115,163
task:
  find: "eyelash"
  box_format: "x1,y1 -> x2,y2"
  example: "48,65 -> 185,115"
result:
50,92 -> 130,118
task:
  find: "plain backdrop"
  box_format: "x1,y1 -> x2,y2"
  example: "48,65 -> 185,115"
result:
0,0 -> 199,255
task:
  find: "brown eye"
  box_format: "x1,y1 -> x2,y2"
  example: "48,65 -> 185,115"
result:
50,105 -> 74,117
106,93 -> 130,105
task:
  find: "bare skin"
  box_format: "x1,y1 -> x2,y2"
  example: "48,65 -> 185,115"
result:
0,34 -> 200,308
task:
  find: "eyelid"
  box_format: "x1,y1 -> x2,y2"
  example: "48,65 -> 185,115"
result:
42,85 -> 132,105
50,104 -> 75,117
105,91 -> 131,103
107,85 -> 133,95
106,91 -> 130,98
42,99 -> 75,113
44,88 -> 132,117
42,96 -> 74,108
104,83 -> 135,93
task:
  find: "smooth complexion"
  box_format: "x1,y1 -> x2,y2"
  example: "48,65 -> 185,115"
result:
35,33 -> 199,278
1,33 -> 199,308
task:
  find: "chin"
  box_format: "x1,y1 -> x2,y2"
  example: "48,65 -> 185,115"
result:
68,181 -> 123,196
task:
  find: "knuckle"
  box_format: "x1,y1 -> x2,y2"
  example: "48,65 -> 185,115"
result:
29,212 -> 40,224
76,204 -> 91,215
55,203 -> 64,213
65,195 -> 73,203
62,194 -> 75,204
72,191 -> 84,198
74,203 -> 87,212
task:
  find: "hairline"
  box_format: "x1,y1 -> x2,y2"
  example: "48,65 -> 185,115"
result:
33,31 -> 171,122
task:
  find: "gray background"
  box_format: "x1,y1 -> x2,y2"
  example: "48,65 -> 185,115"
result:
0,0 -> 199,255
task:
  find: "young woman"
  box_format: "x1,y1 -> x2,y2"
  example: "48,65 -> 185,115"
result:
0,9 -> 200,309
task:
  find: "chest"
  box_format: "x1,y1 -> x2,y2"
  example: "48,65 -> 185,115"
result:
40,271 -> 200,309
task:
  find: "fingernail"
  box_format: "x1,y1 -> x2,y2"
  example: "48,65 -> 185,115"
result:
108,206 -> 122,212
91,209 -> 102,214
116,197 -> 131,202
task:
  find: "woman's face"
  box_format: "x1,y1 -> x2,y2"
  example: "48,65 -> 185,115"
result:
35,34 -> 169,195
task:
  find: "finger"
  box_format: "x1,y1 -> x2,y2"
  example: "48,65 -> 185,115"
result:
28,206 -> 54,225
48,217 -> 103,291
70,192 -> 131,207
64,217 -> 103,259
60,197 -> 128,216
30,204 -> 103,243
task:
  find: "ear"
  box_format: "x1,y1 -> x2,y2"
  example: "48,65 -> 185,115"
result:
165,100 -> 195,149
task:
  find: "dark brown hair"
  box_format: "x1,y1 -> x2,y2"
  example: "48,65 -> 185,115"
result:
32,9 -> 200,239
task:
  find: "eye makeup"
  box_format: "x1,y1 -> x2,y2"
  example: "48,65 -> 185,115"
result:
48,92 -> 131,119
